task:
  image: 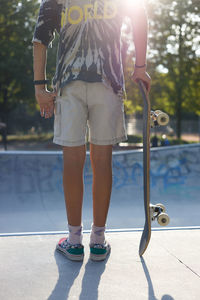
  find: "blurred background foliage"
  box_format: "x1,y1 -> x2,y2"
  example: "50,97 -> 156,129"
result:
0,0 -> 199,139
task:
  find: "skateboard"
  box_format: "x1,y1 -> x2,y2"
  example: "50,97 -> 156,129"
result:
138,80 -> 170,256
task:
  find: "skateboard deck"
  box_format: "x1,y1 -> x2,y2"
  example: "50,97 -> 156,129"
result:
138,80 -> 170,256
138,80 -> 151,256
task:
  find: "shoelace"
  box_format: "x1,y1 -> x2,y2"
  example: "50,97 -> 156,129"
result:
92,243 -> 106,249
62,239 -> 82,248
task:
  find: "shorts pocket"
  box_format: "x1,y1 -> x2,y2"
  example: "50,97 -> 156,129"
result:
54,99 -> 61,137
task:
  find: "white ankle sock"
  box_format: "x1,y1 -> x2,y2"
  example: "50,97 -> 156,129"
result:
68,224 -> 83,245
90,224 -> 106,245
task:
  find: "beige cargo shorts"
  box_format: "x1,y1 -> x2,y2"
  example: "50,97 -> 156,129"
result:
53,80 -> 127,146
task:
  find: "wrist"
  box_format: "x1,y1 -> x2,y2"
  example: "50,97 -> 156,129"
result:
34,79 -> 48,93
33,79 -> 49,85
134,63 -> 147,69
134,66 -> 147,73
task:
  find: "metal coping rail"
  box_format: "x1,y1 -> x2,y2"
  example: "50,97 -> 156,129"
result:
0,226 -> 200,237
0,143 -> 200,156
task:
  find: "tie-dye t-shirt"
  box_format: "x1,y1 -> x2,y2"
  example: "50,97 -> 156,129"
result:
33,0 -> 134,95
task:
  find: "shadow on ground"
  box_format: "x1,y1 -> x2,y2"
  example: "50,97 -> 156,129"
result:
48,250 -> 110,300
141,257 -> 175,300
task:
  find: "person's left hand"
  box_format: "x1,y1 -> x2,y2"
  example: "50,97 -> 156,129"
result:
131,68 -> 151,93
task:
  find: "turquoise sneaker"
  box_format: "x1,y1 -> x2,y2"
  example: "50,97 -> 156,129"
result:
56,237 -> 84,261
90,241 -> 111,261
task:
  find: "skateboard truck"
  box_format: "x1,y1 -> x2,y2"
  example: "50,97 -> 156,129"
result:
150,203 -> 170,226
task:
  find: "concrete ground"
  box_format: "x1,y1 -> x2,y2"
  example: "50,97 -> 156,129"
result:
0,229 -> 200,300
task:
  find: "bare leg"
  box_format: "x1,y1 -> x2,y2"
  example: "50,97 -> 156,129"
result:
90,144 -> 113,227
62,145 -> 86,226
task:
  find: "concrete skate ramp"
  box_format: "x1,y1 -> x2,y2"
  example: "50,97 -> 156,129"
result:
0,144 -> 200,234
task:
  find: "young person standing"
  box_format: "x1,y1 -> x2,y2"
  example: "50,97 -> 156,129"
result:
33,0 -> 151,261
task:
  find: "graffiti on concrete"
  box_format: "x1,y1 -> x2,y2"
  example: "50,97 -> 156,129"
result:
111,146 -> 200,189
0,145 -> 200,195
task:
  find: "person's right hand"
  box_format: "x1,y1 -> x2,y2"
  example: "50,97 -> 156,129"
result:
35,89 -> 57,119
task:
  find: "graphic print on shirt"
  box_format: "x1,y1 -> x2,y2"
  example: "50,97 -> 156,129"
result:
60,1 -> 117,26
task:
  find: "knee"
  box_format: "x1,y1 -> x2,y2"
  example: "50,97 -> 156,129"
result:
63,146 -> 86,167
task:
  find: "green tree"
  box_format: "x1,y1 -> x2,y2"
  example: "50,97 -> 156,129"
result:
0,0 -> 58,133
122,0 -> 200,138
0,0 -> 37,125
146,0 -> 200,138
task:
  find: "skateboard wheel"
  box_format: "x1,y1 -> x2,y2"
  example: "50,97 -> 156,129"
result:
157,213 -> 170,226
151,110 -> 169,127
156,112 -> 169,126
155,203 -> 166,213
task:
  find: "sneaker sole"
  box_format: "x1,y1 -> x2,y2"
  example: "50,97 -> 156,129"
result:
90,244 -> 111,261
56,245 -> 84,261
